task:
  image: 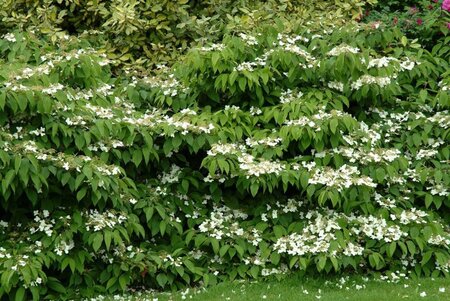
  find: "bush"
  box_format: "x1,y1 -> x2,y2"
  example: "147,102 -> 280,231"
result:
0,0 -> 377,67
0,18 -> 449,300
362,0 -> 450,47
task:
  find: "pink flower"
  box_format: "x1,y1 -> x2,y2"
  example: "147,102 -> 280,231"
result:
417,18 -> 423,25
443,0 -> 450,12
447,22 -> 450,29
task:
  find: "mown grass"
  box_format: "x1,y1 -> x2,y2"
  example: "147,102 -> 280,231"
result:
96,274 -> 450,301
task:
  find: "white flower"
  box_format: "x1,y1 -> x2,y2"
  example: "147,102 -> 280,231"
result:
3,33 -> 16,42
419,291 -> 427,297
351,75 -> 394,90
328,44 -> 359,56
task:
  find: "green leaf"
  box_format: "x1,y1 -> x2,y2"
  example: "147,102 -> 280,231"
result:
47,278 -> 66,294
375,168 -> 385,183
317,256 -> 327,271
250,182 -> 259,197
104,231 -> 112,250
421,251 -> 433,266
93,233 -> 103,251
211,53 -> 220,68
156,273 -> 168,287
401,36 -> 408,47
406,241 -> 416,255
238,77 -> 246,91
329,119 -> 338,134
2,169 -> 15,192
15,287 -> 25,301
270,252 -> 280,265
119,275 -> 128,290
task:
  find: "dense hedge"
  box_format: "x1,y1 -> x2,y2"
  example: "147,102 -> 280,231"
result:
0,1 -> 449,301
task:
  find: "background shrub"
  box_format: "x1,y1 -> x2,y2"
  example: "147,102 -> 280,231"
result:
0,0 -> 377,67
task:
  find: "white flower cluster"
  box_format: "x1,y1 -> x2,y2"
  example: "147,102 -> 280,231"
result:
331,147 -> 401,164
428,234 -> 450,247
0,247 -> 11,259
327,44 -> 360,56
65,116 -> 87,126
438,80 -> 450,92
343,242 -> 365,256
40,48 -> 107,64
238,156 -> 284,178
84,210 -> 127,232
162,254 -> 183,267
122,110 -> 215,135
249,106 -> 262,115
273,211 -> 341,256
239,33 -> 259,46
355,215 -> 407,242
399,58 -> 416,71
277,33 -> 309,44
4,140 -> 123,177
2,32 -> 16,42
207,143 -> 246,156
160,165 -> 182,184
245,137 -> 282,148
261,264 -> 288,276
416,149 -> 438,160
199,43 -> 226,52
276,34 -> 316,65
427,111 -> 450,129
391,209 -> 427,225
327,81 -> 344,92
55,239 -> 75,256
12,65 -> 51,81
88,140 -> 125,152
284,109 -> 350,131
42,83 -> 65,95
30,210 -> 55,237
243,251 -> 266,266
436,260 -> 450,273
366,56 -> 398,69
95,84 -> 115,97
351,75 -> 394,90
63,103 -> 215,137
365,56 -> 416,71
428,184 -> 449,196
180,108 -> 197,116
234,53 -> 269,72
374,193 -> 396,209
67,89 -> 93,101
29,127 -> 46,137
4,82 -> 65,95
198,204 -> 249,240
140,74 -> 187,97
308,164 -> 377,191
280,89 -> 303,104
85,104 -> 114,119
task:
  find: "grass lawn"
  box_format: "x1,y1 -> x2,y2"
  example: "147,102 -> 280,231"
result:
94,274 -> 450,301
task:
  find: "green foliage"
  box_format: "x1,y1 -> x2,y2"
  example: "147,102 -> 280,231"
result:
0,4 -> 449,301
0,0 -> 377,67
363,0 -> 450,47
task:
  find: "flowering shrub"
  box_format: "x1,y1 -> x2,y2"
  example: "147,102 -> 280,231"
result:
0,16 -> 449,301
363,0 -> 450,46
